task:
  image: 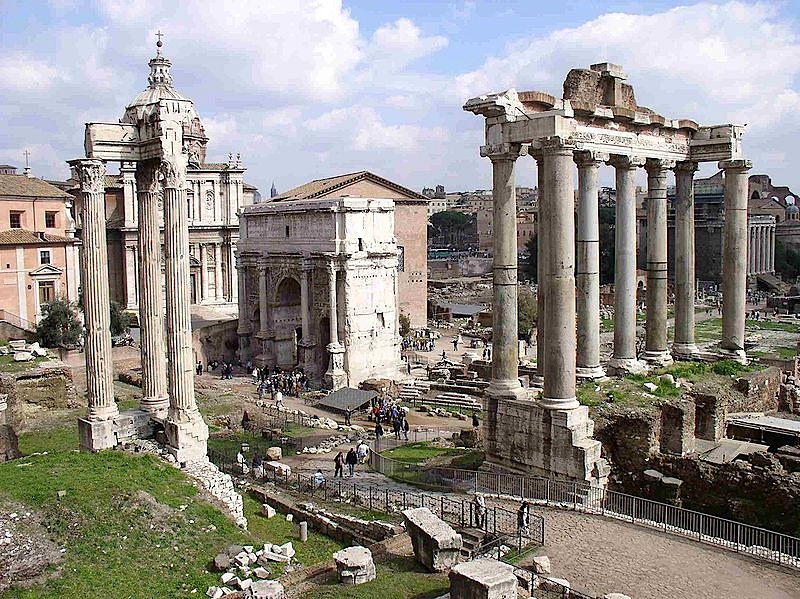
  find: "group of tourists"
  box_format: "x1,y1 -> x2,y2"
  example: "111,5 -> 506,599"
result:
401,336 -> 436,352
370,399 -> 411,441
255,368 -> 309,402
332,440 -> 370,478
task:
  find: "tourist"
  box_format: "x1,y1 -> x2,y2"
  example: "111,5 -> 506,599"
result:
517,501 -> 530,536
333,451 -> 344,478
275,389 -> 284,409
392,418 -> 401,440
345,447 -> 358,477
452,338 -> 458,351
257,381 -> 265,401
402,417 -> 410,441
472,411 -> 479,429
236,448 -> 249,475
196,360 -> 203,375
473,493 -> 487,529
252,452 -> 264,480
357,440 -> 370,464
312,469 -> 325,488
344,406 -> 352,426
375,421 -> 384,440
251,366 -> 259,384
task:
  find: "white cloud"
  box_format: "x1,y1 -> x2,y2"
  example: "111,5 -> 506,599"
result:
0,54 -> 62,92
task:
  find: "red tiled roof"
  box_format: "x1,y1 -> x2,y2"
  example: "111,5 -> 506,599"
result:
0,230 -> 75,245
0,175 -> 72,199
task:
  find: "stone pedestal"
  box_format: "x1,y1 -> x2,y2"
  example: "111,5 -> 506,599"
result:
324,342 -> 347,390
449,558 -> 518,599
77,418 -> 116,452
402,507 -> 462,572
483,399 -> 608,487
332,546 -> 376,585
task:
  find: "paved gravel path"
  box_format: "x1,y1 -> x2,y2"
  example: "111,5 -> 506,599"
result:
533,506 -> 800,599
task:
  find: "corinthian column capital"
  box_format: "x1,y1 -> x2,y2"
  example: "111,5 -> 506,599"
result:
607,154 -> 646,170
135,160 -> 160,194
70,159 -> 106,194
160,154 -> 188,189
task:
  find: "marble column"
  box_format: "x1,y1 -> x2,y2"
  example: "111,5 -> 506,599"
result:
257,264 -> 268,344
487,144 -> 527,401
236,256 -> 252,360
214,243 -> 224,302
643,158 -> 674,366
135,160 -> 168,414
299,260 -> 316,373
124,245 -> 138,309
540,138 -> 579,409
608,155 -> 647,375
533,151 -> 546,387
754,226 -> 762,274
160,153 -> 209,462
672,161 -> 700,360
720,159 -> 752,362
769,225 -> 775,272
324,262 -> 346,389
574,151 -> 607,380
200,243 -> 209,303
748,226 -> 754,275
70,159 -> 118,450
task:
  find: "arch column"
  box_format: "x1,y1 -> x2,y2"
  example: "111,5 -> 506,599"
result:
574,150 -> 607,380
298,259 -> 316,373
236,255 -> 252,360
672,161 -> 700,360
160,153 -> 208,462
71,159 -> 119,450
720,159 -> 752,363
539,137 -> 579,409
608,154 -> 647,375
486,144 -> 527,402
324,261 -> 346,389
643,158 -> 674,366
135,160 -> 168,414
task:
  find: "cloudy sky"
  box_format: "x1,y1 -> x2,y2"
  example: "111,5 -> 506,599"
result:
2,0 -> 799,195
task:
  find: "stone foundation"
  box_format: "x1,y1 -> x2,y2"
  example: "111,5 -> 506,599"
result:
402,507 -> 462,572
78,408 -> 158,452
449,558 -> 518,599
164,414 -> 209,463
485,399 -> 608,486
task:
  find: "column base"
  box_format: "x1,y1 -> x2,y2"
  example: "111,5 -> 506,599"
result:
718,347 -> 748,364
165,411 -> 209,464
607,357 -> 649,376
642,350 -> 674,368
78,417 -> 117,451
671,343 -> 701,361
576,365 -> 607,381
486,379 -> 527,401
140,397 -> 169,417
529,374 -> 544,389
537,396 -> 580,410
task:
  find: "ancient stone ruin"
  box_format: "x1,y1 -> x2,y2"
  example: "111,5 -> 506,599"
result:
463,63 -> 750,485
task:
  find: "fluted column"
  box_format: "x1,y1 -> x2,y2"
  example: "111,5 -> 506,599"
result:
643,158 -> 674,366
324,261 -> 346,389
533,151 -> 546,387
540,138 -> 579,409
574,151 -> 607,380
124,245 -> 138,309
257,264 -> 268,340
214,243 -> 224,302
300,261 -> 312,342
748,226 -> 754,275
161,153 -> 208,462
236,255 -> 252,360
608,155 -> 647,375
769,225 -> 775,272
720,159 -> 752,362
755,226 -> 762,274
487,144 -> 527,401
672,161 -> 700,360
135,160 -> 168,414
200,243 -> 209,302
71,159 -> 118,438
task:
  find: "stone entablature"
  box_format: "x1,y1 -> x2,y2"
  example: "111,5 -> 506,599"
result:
238,197 -> 401,388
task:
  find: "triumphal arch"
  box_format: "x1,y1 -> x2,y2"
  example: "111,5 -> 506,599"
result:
464,63 -> 749,485
71,39 -> 208,461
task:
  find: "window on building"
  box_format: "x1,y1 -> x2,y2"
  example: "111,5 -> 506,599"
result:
9,212 -> 22,229
285,225 -> 290,237
38,281 -> 55,306
45,211 -> 57,228
398,246 -> 405,272
39,250 -> 51,265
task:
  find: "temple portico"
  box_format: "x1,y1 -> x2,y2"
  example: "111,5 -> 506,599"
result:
464,63 -> 749,485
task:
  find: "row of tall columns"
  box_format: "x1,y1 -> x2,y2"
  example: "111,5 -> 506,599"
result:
672,162 -> 700,359
195,242 -> 227,303
136,160 -> 168,413
748,223 -> 775,274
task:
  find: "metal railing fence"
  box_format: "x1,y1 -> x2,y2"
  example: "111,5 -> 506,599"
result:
370,451 -> 800,569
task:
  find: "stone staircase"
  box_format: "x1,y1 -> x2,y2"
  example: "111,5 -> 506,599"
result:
430,393 -> 483,412
458,527 -> 488,558
398,380 -> 432,402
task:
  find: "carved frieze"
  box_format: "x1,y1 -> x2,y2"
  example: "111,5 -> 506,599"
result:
160,154 -> 187,188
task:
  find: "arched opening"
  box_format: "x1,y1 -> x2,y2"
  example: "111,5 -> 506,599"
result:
274,277 -> 302,368
751,190 -> 760,200
277,278 -> 301,306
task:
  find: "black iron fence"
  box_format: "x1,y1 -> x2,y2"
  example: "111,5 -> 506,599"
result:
369,452 -> 800,569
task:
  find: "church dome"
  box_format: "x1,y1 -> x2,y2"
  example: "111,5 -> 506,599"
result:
786,204 -> 799,216
127,40 -> 189,108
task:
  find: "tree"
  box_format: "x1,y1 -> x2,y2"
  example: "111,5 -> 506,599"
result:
524,234 -> 538,282
598,206 -> 616,284
518,289 -> 537,340
399,312 -> 411,337
35,297 -> 83,348
109,302 -> 131,336
775,239 -> 800,283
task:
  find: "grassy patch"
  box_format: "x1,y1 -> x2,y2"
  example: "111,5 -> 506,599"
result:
0,355 -> 48,373
300,556 -> 449,599
771,346 -> 798,359
626,373 -> 682,398
380,442 -> 471,465
746,319 -> 800,333
17,426 -> 80,454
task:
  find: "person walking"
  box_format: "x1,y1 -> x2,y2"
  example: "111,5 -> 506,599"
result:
375,421 -> 384,439
275,389 -> 284,409
356,440 -> 370,464
333,451 -> 345,479
402,417 -> 410,441
517,501 -> 530,536
392,418 -> 401,440
473,493 -> 487,529
345,447 -> 358,477
196,360 -> 203,375
344,407 -> 351,426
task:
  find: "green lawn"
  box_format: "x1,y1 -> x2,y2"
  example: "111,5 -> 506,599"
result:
380,442 -> 474,465
0,354 -> 48,373
0,433 -> 344,598
300,556 -> 449,599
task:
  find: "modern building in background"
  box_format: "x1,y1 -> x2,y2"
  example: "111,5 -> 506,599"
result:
0,167 -> 79,327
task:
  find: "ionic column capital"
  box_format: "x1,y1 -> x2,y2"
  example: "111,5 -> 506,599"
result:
674,161 -> 698,175
540,135 -> 576,156
718,159 -> 752,172
160,154 -> 188,189
135,160 -> 160,194
483,142 -> 529,162
573,150 -> 608,168
69,159 -> 106,194
607,154 -> 646,170
645,158 -> 676,175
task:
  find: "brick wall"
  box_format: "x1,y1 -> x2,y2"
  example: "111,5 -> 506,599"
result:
394,201 -> 427,327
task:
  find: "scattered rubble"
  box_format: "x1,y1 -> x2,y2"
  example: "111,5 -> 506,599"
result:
208,542 -> 293,598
